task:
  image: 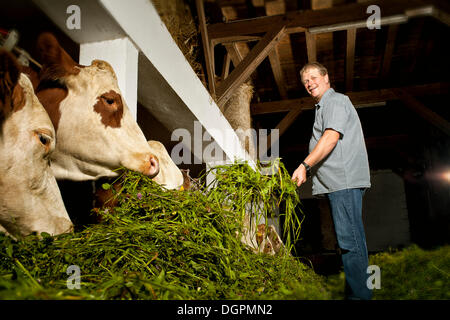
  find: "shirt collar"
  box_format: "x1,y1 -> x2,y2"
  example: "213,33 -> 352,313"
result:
315,88 -> 334,109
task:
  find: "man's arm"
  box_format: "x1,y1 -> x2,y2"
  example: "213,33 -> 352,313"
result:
291,129 -> 340,187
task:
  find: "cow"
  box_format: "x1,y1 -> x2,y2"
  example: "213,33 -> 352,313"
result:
29,33 -> 189,226
34,33 -> 160,182
0,49 -> 73,238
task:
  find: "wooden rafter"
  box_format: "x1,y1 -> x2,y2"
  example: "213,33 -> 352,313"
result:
346,28 -> 356,92
219,4 -> 261,101
268,47 -> 288,99
430,0 -> 450,26
305,31 -> 317,62
381,24 -> 399,80
251,82 -> 450,115
196,0 -> 216,96
221,51 -> 231,79
216,24 -> 286,108
223,42 -> 244,66
267,107 -> 304,151
283,134 -> 411,153
265,0 -> 289,100
393,89 -> 450,136
208,0 -> 437,43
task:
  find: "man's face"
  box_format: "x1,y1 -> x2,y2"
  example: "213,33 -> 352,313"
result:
301,67 -> 330,101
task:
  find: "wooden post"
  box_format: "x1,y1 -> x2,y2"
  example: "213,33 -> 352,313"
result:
216,24 -> 286,108
196,0 -> 216,97
346,28 -> 356,92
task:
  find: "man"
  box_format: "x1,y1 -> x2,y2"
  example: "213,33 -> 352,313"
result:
291,62 -> 372,300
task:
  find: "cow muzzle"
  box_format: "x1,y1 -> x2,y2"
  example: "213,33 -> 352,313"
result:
144,154 -> 160,178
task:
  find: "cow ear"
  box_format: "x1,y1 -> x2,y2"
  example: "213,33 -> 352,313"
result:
36,32 -> 80,81
0,49 -> 21,121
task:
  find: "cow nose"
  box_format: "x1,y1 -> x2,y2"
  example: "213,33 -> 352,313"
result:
146,154 -> 160,178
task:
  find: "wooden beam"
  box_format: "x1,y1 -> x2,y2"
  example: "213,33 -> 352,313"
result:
196,0 -> 216,97
393,88 -> 450,136
346,28 -> 356,92
283,134 -> 411,153
224,42 -> 244,66
264,0 -> 289,100
305,31 -> 317,62
216,24 -> 286,108
268,46 -> 288,99
208,0 -> 433,43
430,0 -> 450,26
251,82 -> 450,115
267,107 -> 304,150
381,24 -> 399,79
221,51 -> 231,79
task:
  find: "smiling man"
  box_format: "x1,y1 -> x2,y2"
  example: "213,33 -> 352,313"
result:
291,62 -> 372,300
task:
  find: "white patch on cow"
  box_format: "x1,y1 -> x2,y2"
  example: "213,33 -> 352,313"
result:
49,60 -> 158,181
0,74 -> 73,237
148,140 -> 184,190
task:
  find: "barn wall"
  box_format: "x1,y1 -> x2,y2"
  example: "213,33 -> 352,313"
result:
297,169 -> 412,252
362,170 -> 411,252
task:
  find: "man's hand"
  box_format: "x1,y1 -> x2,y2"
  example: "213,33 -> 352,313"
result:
291,164 -> 307,187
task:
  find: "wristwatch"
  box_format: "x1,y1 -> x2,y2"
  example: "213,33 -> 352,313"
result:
301,161 -> 311,177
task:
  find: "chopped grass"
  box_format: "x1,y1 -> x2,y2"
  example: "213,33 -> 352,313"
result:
0,160 -> 330,300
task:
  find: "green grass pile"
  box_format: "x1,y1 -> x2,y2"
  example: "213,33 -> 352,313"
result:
0,161 -> 330,300
325,245 -> 450,300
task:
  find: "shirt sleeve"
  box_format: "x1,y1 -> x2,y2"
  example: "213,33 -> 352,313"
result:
321,96 -> 349,137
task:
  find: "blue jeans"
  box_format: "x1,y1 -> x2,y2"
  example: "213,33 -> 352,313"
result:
327,188 -> 372,300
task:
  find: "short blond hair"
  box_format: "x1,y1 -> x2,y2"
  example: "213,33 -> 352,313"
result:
299,62 -> 328,79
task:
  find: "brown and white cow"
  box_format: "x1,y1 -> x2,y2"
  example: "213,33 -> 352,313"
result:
0,50 -> 73,237
34,33 -> 159,181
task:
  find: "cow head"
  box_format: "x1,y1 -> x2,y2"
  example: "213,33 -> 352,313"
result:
0,50 -> 73,237
34,33 -> 159,181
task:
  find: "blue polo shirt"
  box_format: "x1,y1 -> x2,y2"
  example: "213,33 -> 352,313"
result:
309,88 -> 371,195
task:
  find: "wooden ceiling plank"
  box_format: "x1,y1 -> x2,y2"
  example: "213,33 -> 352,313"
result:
208,0 -> 436,42
216,24 -> 286,108
196,0 -> 216,97
251,82 -> 450,115
346,28 -> 356,92
381,24 -> 399,80
393,89 -> 450,136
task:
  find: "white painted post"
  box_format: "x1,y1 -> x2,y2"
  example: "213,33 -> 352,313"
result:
79,37 -> 139,120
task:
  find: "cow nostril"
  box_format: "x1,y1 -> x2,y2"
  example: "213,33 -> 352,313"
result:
148,155 -> 159,178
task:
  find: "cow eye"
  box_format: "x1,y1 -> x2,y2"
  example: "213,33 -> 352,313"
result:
101,95 -> 115,105
34,130 -> 53,148
38,133 -> 50,146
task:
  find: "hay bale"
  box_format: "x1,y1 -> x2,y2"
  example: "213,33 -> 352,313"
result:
151,0 -> 204,80
220,82 -> 256,161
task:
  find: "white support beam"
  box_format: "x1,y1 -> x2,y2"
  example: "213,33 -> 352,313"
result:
99,0 -> 254,167
79,38 -> 138,119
